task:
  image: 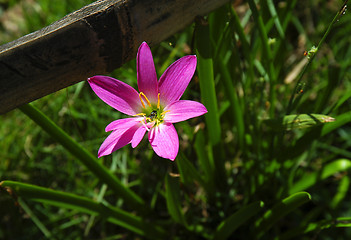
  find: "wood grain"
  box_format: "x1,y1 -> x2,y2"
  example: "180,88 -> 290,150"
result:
0,0 -> 230,114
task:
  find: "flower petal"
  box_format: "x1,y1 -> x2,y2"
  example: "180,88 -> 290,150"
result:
137,42 -> 158,102
131,126 -> 147,148
98,123 -> 139,158
158,55 -> 197,106
105,118 -> 142,132
88,76 -> 141,116
148,123 -> 179,160
163,100 -> 207,123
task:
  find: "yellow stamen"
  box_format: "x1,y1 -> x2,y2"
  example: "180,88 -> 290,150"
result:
146,117 -> 152,122
157,93 -> 161,109
134,113 -> 153,123
139,92 -> 152,108
138,93 -> 146,108
160,110 -> 170,116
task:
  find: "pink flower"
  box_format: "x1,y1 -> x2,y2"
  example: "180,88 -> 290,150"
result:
88,42 -> 207,160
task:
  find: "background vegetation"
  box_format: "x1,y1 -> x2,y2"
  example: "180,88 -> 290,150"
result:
1,0 -> 351,239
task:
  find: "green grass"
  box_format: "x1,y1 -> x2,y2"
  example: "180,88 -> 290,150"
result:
2,0 -> 351,239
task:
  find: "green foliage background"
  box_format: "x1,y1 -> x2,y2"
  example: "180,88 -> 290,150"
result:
1,0 -> 351,239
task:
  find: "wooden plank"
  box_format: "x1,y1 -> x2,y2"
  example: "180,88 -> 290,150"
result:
0,0 -> 230,114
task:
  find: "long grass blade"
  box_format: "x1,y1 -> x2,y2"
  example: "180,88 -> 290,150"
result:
217,57 -> 245,150
194,21 -> 221,145
177,152 -> 208,190
267,0 -> 285,39
18,198 -> 52,238
194,129 -> 215,193
264,114 -> 335,131
255,192 -> 311,238
0,180 -> 166,238
19,103 -> 146,212
195,21 -> 227,190
289,159 -> 351,194
247,0 -> 276,116
330,175 -> 350,209
214,201 -> 264,240
165,174 -> 187,226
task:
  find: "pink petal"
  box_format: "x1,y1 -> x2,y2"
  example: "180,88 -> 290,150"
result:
131,126 -> 147,148
98,123 -> 140,158
88,76 -> 141,116
137,42 -> 158,103
158,55 -> 197,106
105,118 -> 142,132
163,100 -> 207,123
148,123 -> 179,161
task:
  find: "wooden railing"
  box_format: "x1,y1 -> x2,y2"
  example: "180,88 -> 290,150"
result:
0,0 -> 230,114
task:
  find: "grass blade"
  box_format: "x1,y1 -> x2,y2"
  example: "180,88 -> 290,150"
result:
247,0 -> 276,116
195,21 -> 227,190
315,63 -> 341,113
330,175 -> 350,209
217,56 -> 245,150
329,87 -> 351,113
280,217 -> 351,239
267,0 -> 285,39
165,174 -> 187,226
195,22 -> 221,145
264,114 -> 335,131
194,129 -> 215,193
255,192 -> 311,238
214,201 -> 264,240
289,159 -> 351,194
18,198 -> 52,238
279,110 -> 351,160
19,103 -> 145,212
0,180 -> 166,238
177,152 -> 207,190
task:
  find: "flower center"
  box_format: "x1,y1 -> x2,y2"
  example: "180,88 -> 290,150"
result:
134,92 -> 169,129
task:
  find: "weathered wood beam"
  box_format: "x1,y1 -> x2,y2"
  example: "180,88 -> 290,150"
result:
0,0 -> 230,114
